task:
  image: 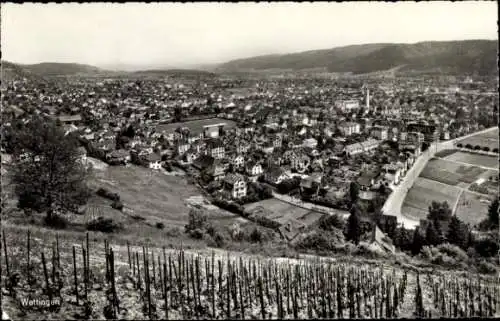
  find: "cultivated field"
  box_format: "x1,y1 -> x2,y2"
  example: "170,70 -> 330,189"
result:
156,118 -> 237,134
454,191 -> 495,226
243,198 -> 327,228
443,152 -> 498,169
419,159 -> 486,186
456,128 -> 499,151
401,178 -> 461,221
244,199 -> 313,226
1,228 -> 498,320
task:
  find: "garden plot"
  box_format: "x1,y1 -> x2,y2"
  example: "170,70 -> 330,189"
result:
443,152 -> 498,169
454,191 -> 494,226
419,158 -> 486,186
401,178 -> 461,221
456,127 -> 499,151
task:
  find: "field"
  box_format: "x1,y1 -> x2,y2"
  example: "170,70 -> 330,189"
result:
88,162 -> 241,229
419,159 -> 486,186
156,118 -> 237,134
456,128 -> 499,151
454,191 -> 495,226
401,178 -> 461,221
443,152 -> 498,169
244,199 -> 314,226
1,228 -> 498,320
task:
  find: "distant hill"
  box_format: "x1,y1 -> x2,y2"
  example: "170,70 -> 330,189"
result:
1,61 -> 107,78
132,69 -> 216,77
217,40 -> 498,75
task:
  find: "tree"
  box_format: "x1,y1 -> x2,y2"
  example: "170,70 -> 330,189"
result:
11,116 -> 91,222
487,198 -> 499,228
411,227 -> 425,255
394,227 -> 413,252
173,106 -> 183,122
346,205 -> 361,245
185,208 -> 207,233
427,201 -> 452,222
425,220 -> 442,246
446,216 -> 468,249
349,181 -> 360,205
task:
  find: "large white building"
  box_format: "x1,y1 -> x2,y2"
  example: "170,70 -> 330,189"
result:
339,122 -> 361,136
336,99 -> 360,112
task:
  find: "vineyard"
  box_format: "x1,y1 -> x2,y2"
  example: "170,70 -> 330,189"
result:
1,230 -> 499,320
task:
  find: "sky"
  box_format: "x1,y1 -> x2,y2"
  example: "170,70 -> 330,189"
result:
1,2 -> 498,69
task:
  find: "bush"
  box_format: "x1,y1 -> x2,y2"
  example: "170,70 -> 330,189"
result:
165,227 -> 181,237
44,214 -> 68,229
354,243 -> 386,259
474,237 -> 499,257
214,232 -> 225,247
188,228 -> 204,239
456,143 -> 463,148
477,260 -> 498,274
319,214 -> 345,231
296,232 -> 333,251
96,188 -> 120,202
156,222 -> 165,229
212,198 -> 244,214
249,228 -> 263,243
421,244 -> 469,267
185,209 -> 208,233
87,217 -> 122,233
111,200 -> 124,211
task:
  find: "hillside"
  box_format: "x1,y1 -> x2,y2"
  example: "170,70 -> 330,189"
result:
1,61 -> 107,78
132,68 -> 216,77
217,40 -> 498,75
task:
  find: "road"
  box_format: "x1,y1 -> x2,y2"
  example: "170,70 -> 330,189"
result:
382,126 -> 498,230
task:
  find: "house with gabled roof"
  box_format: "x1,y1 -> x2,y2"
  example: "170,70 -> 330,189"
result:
264,165 -> 289,185
223,173 -> 247,199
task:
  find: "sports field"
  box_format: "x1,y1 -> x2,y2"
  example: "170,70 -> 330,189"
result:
156,118 -> 237,134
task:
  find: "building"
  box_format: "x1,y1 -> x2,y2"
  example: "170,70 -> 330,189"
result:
223,173 -> 247,199
336,99 -> 360,112
57,114 -> 82,125
291,153 -> 310,173
264,165 -> 289,185
407,122 -> 439,143
147,153 -> 162,170
232,155 -> 245,169
382,163 -> 402,185
344,139 -> 381,157
338,122 -> 361,136
245,160 -> 263,177
203,122 -> 226,138
371,125 -> 388,140
205,138 -> 225,159
303,138 -> 318,149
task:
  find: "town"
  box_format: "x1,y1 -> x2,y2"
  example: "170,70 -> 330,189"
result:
1,2 -> 499,320
2,71 -> 498,242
